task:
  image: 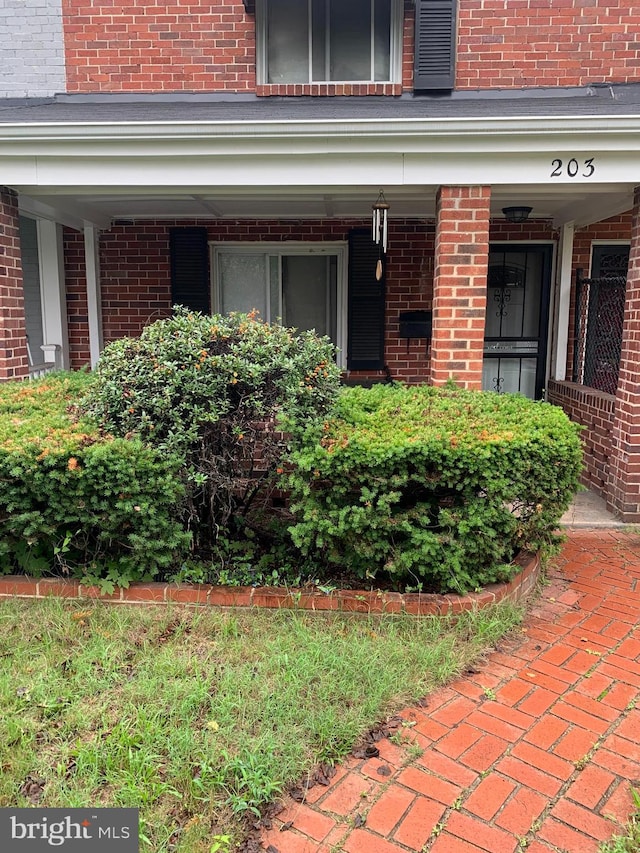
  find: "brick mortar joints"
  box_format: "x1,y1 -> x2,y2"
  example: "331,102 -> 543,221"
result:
413,560 -> 640,851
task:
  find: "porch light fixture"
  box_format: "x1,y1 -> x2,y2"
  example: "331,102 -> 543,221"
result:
502,206 -> 533,223
372,190 -> 390,280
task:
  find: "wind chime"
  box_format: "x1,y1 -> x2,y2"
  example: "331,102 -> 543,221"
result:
372,190 -> 389,281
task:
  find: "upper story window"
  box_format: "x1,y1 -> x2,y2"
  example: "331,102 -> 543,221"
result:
257,0 -> 402,85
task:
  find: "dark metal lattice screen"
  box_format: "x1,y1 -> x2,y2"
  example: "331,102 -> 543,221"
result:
572,268 -> 626,395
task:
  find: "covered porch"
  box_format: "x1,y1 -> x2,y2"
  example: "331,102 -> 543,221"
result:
1,92 -> 639,518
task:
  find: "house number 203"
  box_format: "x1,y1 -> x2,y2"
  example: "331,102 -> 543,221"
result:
550,157 -> 596,178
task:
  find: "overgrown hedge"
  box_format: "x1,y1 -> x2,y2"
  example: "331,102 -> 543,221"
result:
0,373 -> 189,588
81,307 -> 341,555
0,359 -> 582,595
286,383 -> 583,593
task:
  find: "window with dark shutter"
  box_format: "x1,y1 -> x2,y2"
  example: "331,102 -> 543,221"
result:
169,227 -> 211,314
414,0 -> 457,91
347,229 -> 385,370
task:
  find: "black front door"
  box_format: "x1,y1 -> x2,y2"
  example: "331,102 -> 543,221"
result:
482,244 -> 552,399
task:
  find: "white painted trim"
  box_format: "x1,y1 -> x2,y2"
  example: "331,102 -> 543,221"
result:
210,241 -> 347,368
4,114 -> 640,139
543,241 -> 559,396
37,219 -> 69,369
84,225 -> 103,368
552,222 -> 575,382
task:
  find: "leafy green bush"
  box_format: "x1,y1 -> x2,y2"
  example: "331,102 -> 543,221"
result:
0,373 -> 189,587
82,308 -> 341,554
286,383 -> 583,593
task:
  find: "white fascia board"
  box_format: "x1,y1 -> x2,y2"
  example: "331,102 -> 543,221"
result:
8,152 -> 640,193
2,114 -> 640,197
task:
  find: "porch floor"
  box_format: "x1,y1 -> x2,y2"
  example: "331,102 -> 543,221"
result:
559,490 -> 626,529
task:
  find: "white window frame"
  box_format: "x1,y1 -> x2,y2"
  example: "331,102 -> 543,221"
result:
256,0 -> 403,85
211,242 -> 348,368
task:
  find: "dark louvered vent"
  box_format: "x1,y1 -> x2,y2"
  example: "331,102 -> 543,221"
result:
347,229 -> 385,371
169,227 -> 210,314
414,0 -> 457,91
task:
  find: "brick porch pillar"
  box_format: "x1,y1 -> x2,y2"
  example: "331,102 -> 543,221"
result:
430,186 -> 491,389
0,187 -> 28,380
607,185 -> 640,521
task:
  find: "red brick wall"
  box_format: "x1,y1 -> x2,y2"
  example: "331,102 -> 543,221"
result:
457,0 -> 640,90
62,0 -> 640,95
547,379 -> 615,499
489,220 -> 557,243
430,186 -> 491,390
0,188 -> 29,381
63,0 -> 256,93
63,229 -> 91,368
67,216 -> 571,377
607,189 -> 640,521
82,218 -> 434,382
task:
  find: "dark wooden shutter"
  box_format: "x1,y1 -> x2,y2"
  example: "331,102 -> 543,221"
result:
414,0 -> 457,91
169,227 -> 210,314
347,229 -> 385,371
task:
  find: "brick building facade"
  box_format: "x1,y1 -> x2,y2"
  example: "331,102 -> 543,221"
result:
1,0 -> 640,518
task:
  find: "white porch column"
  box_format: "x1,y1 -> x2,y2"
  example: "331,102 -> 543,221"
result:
37,219 -> 69,369
84,225 -> 103,368
551,221 -> 575,381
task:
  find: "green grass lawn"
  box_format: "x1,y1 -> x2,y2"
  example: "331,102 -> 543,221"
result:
0,597 -> 522,851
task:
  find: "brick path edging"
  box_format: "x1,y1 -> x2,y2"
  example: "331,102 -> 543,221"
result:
0,550 -> 539,614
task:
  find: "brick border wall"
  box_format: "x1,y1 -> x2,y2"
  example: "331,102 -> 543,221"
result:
547,379 -> 615,500
0,549 -> 540,615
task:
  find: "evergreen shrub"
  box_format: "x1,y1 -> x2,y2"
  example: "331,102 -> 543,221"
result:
81,307 -> 341,554
0,373 -> 188,587
286,383 -> 583,593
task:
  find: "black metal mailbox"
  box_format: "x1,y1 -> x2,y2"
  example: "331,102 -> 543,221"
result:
399,310 -> 432,340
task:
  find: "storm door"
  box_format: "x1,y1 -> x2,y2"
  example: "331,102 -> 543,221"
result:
482,245 -> 552,399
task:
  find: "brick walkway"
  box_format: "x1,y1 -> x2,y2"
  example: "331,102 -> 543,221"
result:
260,530 -> 640,853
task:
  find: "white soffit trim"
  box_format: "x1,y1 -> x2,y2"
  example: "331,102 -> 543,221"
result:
19,195 -> 111,230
